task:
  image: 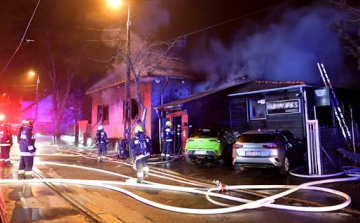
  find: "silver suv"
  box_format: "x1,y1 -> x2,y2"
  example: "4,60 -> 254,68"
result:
232,129 -> 305,174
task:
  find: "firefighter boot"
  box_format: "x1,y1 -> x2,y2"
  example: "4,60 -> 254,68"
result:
137,177 -> 144,184
25,174 -> 34,180
97,157 -> 101,162
144,172 -> 149,179
17,174 -> 25,180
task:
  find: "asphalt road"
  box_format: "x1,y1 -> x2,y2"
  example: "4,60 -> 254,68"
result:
0,135 -> 359,223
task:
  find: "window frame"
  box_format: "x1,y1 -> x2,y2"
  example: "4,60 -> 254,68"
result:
248,98 -> 267,120
97,104 -> 109,124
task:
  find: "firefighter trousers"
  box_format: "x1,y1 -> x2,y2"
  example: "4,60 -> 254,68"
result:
98,143 -> 108,161
161,141 -> 172,160
135,155 -> 149,183
0,146 -> 11,166
18,156 -> 34,179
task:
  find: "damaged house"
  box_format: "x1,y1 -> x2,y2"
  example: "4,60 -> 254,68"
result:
86,66 -> 197,153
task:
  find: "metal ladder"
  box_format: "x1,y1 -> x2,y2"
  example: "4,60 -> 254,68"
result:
317,63 -> 354,151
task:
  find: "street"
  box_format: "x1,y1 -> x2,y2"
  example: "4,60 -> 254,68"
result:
0,135 -> 359,223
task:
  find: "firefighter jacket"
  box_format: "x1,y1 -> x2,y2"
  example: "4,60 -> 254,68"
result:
17,126 -> 24,143
0,128 -> 12,147
95,130 -> 109,145
162,125 -> 174,142
19,127 -> 36,156
130,132 -> 152,158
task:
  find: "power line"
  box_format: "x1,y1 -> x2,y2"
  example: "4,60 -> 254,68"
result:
167,0 -> 293,42
0,0 -> 41,77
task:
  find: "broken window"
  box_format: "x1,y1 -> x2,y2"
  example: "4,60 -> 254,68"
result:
97,105 -> 109,124
123,98 -> 139,120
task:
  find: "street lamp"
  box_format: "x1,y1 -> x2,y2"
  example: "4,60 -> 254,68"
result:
28,71 -> 40,131
107,0 -> 131,141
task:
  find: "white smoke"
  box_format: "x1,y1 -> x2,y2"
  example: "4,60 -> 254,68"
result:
88,0 -> 170,92
190,5 -> 359,90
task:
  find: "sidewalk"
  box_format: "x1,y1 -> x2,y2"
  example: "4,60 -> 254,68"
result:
36,134 -> 360,218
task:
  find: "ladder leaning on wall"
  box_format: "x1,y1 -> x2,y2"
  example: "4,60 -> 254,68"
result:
317,62 -> 354,152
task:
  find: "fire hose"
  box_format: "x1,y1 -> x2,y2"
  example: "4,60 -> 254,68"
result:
1,160 -> 356,215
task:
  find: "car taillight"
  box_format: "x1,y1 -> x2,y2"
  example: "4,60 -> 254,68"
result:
233,143 -> 243,149
263,144 -> 279,149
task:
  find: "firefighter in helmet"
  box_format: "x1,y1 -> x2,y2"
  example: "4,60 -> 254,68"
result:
0,122 -> 13,167
161,120 -> 173,161
129,125 -> 152,183
95,125 -> 109,162
18,118 -> 36,180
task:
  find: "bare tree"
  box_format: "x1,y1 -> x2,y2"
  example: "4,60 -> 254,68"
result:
115,34 -> 182,130
40,26 -> 90,142
32,1 -> 103,143
330,0 -> 360,70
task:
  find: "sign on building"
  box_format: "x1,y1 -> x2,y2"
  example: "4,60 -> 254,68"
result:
267,99 -> 300,115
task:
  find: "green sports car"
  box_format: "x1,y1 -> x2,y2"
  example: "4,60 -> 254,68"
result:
185,128 -> 238,165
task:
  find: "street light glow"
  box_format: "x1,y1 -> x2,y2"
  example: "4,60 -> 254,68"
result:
27,70 -> 40,132
28,71 -> 36,77
107,0 -> 122,9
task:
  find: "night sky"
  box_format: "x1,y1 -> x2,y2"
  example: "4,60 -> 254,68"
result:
0,0 -> 359,100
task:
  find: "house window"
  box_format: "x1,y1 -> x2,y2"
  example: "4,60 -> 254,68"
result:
123,98 -> 139,120
249,98 -> 266,120
97,105 -> 109,124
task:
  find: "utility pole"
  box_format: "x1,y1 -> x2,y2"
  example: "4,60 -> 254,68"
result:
124,3 -> 131,141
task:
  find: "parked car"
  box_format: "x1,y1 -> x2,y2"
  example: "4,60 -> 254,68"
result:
232,129 -> 306,174
185,128 -> 239,165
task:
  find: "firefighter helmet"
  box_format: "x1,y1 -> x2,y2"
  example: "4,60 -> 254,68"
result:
135,125 -> 143,133
97,125 -> 104,131
166,121 -> 172,126
23,118 -> 35,127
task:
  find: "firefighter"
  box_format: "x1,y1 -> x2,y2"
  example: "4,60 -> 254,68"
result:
18,118 -> 36,180
161,120 -> 173,161
95,125 -> 109,162
0,123 -> 13,167
129,125 -> 152,183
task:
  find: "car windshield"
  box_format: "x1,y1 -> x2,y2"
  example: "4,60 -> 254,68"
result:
238,133 -> 276,143
191,129 -> 218,138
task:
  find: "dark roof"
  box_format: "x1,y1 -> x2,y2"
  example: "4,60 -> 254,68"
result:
155,80 -> 251,110
155,80 -> 314,111
86,64 -> 197,95
227,80 -> 313,97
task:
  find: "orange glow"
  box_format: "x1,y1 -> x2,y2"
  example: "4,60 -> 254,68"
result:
28,70 -> 36,77
107,0 -> 122,9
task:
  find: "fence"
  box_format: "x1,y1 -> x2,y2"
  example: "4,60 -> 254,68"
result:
37,123 -> 76,135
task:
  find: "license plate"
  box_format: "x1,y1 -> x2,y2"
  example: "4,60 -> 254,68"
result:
245,151 -> 261,156
194,150 -> 207,155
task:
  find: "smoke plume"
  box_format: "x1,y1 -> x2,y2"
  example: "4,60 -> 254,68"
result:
190,5 -> 359,90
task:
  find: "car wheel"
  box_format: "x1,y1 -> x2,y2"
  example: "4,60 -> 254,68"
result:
234,165 -> 245,173
279,156 -> 290,175
186,156 -> 199,165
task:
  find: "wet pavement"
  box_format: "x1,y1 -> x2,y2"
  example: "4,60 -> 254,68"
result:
54,134 -> 360,218
1,134 -> 360,222
151,157 -> 360,216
